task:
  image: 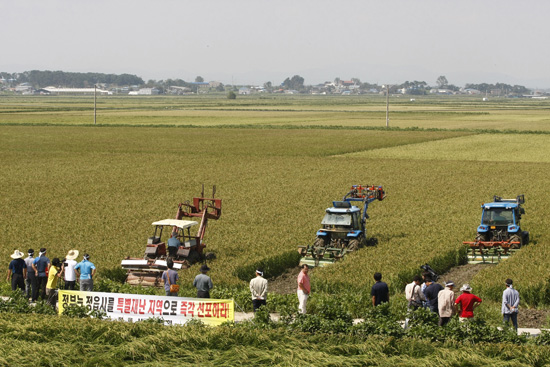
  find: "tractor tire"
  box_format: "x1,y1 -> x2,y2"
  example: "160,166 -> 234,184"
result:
359,236 -> 368,248
522,231 -> 530,246
509,234 -> 522,249
348,240 -> 360,252
314,237 -> 326,248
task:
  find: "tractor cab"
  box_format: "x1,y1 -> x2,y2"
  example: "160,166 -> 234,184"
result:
477,195 -> 526,241
147,219 -> 200,258
122,219 -> 199,273
318,201 -> 363,241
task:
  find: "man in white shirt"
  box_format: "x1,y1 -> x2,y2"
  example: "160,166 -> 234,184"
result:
61,249 -> 79,290
405,275 -> 426,310
438,281 -> 456,326
249,268 -> 268,312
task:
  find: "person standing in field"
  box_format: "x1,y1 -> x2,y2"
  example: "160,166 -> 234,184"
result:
167,231 -> 181,258
60,250 -> 78,290
455,284 -> 482,321
7,250 -> 26,293
162,259 -> 179,296
423,277 -> 444,314
32,248 -> 50,300
297,264 -> 310,314
502,278 -> 520,331
249,268 -> 268,312
24,249 -> 36,300
438,281 -> 456,326
46,258 -> 62,308
193,264 -> 213,298
371,272 -> 389,307
75,253 -> 96,291
405,275 -> 426,311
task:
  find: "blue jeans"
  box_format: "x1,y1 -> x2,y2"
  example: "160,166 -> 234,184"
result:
503,313 -> 518,330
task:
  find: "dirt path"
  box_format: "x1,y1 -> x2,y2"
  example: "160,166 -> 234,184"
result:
439,263 -> 489,287
268,266 -> 302,294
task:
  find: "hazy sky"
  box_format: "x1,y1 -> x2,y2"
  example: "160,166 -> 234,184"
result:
2,0 -> 549,87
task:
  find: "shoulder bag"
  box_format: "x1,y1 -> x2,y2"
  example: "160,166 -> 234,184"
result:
166,270 -> 179,294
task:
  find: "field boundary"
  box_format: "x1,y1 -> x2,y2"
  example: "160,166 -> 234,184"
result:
2,122 -> 550,135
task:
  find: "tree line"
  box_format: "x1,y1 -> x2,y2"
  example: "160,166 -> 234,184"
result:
1,70 -> 533,95
1,70 -> 144,88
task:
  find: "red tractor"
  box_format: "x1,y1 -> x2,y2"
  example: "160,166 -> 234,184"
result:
121,186 -> 222,286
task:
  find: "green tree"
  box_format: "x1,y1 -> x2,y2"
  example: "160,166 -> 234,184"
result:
436,75 -> 448,88
195,76 -> 204,83
282,75 -> 305,90
227,91 -> 236,99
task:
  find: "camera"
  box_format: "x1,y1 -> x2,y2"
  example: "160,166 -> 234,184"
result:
420,264 -> 439,282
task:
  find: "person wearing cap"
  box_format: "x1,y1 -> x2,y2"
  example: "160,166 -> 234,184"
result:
371,272 -> 389,307
455,284 -> 482,321
249,268 -> 268,312
24,249 -> 36,300
60,250 -> 79,290
193,264 -> 213,298
162,259 -> 179,297
46,258 -> 62,308
502,278 -> 520,331
32,248 -> 50,300
438,281 -> 456,326
75,253 -> 96,292
7,250 -> 26,293
167,231 -> 181,258
423,276 -> 444,314
297,264 -> 310,314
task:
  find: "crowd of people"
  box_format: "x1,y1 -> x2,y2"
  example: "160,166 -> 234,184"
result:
7,250 -> 521,328
7,248 -> 96,307
399,271 -> 519,330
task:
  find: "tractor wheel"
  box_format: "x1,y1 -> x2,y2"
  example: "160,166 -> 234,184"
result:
348,240 -> 360,252
359,236 -> 368,248
522,231 -> 530,246
509,234 -> 522,249
314,237 -> 326,248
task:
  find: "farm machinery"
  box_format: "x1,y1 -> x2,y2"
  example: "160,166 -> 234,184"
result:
298,185 -> 386,267
464,195 -> 529,264
121,186 -> 222,286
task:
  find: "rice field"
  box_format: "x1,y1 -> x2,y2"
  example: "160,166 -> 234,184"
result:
1,94 -> 550,130
1,94 -> 550,306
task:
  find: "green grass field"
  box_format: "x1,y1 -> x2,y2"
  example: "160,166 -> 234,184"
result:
1,94 -> 550,365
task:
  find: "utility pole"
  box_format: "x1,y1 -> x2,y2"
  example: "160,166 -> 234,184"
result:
94,85 -> 97,125
385,84 -> 390,128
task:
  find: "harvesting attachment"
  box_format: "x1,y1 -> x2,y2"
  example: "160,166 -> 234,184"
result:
464,195 -> 529,264
298,185 -> 386,268
121,185 -> 222,286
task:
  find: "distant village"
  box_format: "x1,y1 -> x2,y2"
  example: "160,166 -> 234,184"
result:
1,71 -> 548,99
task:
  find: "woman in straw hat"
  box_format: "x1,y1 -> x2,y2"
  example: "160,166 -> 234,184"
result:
7,250 -> 26,292
61,250 -> 79,290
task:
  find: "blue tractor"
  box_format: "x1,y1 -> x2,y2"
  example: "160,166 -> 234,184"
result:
298,185 -> 385,267
465,195 -> 529,263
